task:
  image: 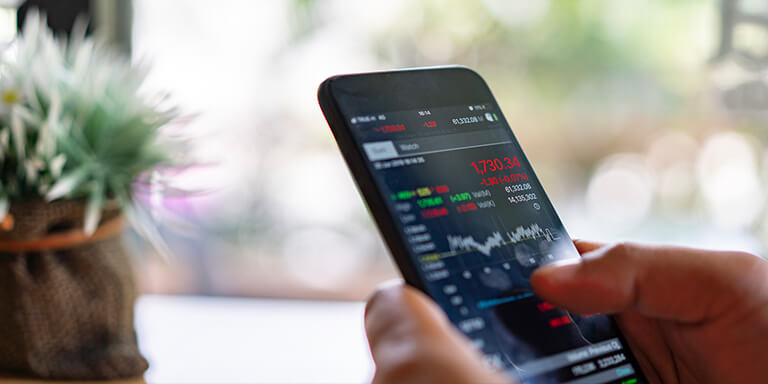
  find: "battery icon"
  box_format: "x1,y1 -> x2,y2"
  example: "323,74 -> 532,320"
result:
484,112 -> 498,121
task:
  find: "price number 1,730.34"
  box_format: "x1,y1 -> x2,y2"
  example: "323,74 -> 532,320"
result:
471,157 -> 521,176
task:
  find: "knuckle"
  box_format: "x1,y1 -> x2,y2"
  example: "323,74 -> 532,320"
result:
373,344 -> 429,384
365,288 -> 387,314
602,241 -> 636,262
366,286 -> 401,320
366,288 -> 425,346
365,290 -> 400,340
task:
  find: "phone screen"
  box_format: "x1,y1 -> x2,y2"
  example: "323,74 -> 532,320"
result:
324,69 -> 645,384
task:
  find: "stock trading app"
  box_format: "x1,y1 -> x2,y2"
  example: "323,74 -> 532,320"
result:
345,104 -> 643,384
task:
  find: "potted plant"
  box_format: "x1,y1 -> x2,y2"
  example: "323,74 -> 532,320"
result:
0,13 -> 176,380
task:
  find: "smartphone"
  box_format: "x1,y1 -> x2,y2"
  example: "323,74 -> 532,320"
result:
318,67 -> 646,384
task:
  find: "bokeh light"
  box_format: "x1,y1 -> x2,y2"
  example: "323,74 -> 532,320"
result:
587,154 -> 653,230
697,132 -> 764,229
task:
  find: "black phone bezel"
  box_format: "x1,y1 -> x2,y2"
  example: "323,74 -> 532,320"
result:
317,66 -> 647,382
317,66 -> 494,292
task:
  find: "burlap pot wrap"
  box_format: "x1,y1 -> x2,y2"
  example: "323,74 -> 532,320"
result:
0,200 -> 148,380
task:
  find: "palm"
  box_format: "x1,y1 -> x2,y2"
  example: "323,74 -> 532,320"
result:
615,297 -> 768,383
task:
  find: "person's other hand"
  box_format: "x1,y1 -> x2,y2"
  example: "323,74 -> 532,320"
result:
364,282 -> 511,384
532,240 -> 768,383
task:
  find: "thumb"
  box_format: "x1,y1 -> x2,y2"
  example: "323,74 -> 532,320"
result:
531,242 -> 768,323
365,282 -> 511,384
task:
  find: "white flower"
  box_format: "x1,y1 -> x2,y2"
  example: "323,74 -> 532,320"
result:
0,84 -> 20,117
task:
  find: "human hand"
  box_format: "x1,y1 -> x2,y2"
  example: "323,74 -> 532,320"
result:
531,240 -> 768,383
364,241 -> 768,384
364,282 -> 511,384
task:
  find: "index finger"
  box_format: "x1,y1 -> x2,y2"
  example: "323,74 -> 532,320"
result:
572,239 -> 605,254
533,242 -> 768,322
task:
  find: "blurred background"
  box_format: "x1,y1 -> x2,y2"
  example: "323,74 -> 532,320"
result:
2,0 -> 764,300
2,0 -> 768,382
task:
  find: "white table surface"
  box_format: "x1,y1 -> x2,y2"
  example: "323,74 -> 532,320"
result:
135,295 -> 374,383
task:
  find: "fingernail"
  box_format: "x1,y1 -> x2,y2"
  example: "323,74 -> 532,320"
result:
376,278 -> 404,290
536,261 -> 581,284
